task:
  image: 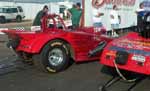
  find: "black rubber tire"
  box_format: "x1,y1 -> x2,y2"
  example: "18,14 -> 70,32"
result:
34,40 -> 70,73
0,17 -> 6,23
16,16 -> 22,22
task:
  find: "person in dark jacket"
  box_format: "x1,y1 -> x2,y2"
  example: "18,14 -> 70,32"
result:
32,5 -> 49,26
136,2 -> 146,32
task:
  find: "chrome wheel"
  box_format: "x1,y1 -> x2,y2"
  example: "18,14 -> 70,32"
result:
48,48 -> 63,66
35,40 -> 70,73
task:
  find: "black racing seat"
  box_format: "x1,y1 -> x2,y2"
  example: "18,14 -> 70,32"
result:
48,24 -> 54,28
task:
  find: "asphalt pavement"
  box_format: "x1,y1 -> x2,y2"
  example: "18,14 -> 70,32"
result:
0,34 -> 150,91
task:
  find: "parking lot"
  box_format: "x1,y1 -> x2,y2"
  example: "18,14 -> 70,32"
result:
0,22 -> 150,91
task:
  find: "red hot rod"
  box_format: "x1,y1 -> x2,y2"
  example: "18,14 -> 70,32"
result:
100,12 -> 150,75
2,14 -> 112,73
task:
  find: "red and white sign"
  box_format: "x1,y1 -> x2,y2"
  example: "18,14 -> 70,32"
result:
92,0 -> 136,8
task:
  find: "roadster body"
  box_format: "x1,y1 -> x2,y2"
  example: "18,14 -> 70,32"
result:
2,14 -> 112,72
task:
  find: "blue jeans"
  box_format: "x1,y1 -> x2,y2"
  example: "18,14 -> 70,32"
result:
111,24 -> 119,29
93,22 -> 103,27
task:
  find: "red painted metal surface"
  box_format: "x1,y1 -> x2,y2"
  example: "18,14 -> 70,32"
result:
100,32 -> 150,75
2,14 -> 112,62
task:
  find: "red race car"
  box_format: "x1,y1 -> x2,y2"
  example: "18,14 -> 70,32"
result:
2,14 -> 112,73
100,12 -> 150,75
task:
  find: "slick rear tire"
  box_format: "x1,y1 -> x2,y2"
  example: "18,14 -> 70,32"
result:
15,51 -> 33,65
34,40 -> 70,73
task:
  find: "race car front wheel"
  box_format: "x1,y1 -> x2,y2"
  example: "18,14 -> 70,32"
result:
34,40 -> 70,73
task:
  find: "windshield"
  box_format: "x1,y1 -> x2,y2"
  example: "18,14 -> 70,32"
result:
0,8 -> 4,13
47,15 -> 66,30
0,8 -> 7,13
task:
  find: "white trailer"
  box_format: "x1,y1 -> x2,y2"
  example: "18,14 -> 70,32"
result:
83,0 -> 149,30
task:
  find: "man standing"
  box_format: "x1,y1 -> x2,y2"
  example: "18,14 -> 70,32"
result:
68,3 -> 82,29
136,2 -> 146,32
92,1 -> 104,28
110,5 -> 120,37
32,5 -> 49,26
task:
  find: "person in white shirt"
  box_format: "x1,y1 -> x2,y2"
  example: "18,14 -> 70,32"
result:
110,5 -> 120,37
92,1 -> 104,27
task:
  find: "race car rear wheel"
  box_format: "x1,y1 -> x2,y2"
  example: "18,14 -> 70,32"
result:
34,40 -> 70,73
15,51 -> 33,65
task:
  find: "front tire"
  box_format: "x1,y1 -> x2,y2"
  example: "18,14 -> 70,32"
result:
16,16 -> 22,22
34,40 -> 70,73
